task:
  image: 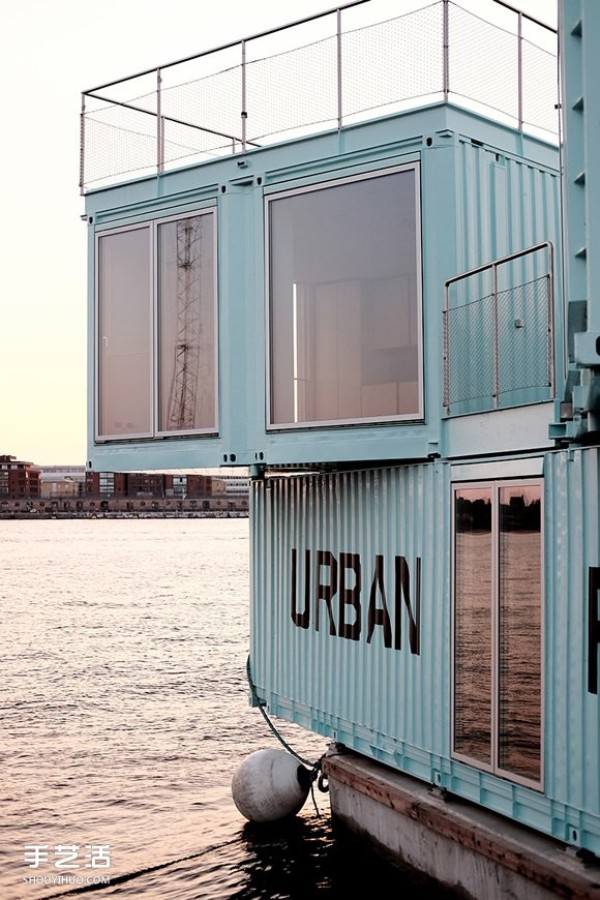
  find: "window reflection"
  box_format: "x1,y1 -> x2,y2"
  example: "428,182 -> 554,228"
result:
158,214 -> 216,433
98,227 -> 151,438
453,481 -> 542,787
498,486 -> 542,781
268,168 -> 422,427
454,487 -> 493,764
96,211 -> 217,442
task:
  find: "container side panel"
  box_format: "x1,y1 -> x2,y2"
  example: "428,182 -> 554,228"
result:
544,448 -> 600,835
250,464 -> 449,776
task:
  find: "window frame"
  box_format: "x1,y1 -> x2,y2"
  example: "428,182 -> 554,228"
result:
451,477 -> 545,792
94,207 -> 218,443
264,163 -> 423,431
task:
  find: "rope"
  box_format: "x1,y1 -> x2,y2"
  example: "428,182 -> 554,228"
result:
43,839 -> 241,897
245,655 -> 329,815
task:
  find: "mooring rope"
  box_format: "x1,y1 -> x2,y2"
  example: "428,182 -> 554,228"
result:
42,838 -> 241,897
245,655 -> 329,815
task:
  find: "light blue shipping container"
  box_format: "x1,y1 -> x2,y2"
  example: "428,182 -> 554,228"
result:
84,101 -> 561,473
82,0 -> 600,878
250,451 -> 600,854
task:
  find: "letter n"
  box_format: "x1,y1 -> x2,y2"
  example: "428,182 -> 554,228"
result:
394,557 -> 421,655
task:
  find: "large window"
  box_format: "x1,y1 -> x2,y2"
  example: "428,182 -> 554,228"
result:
96,210 -> 217,440
97,226 -> 152,438
267,166 -> 422,428
453,480 -> 543,788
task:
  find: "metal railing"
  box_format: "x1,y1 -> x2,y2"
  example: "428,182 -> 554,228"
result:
443,242 -> 555,415
80,0 -> 558,193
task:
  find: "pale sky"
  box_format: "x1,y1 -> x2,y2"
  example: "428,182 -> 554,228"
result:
0,0 -> 557,464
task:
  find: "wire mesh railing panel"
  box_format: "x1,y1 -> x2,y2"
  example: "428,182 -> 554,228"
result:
80,1 -> 558,192
246,35 -> 338,142
84,105 -> 160,189
496,278 -> 551,395
161,119 -> 237,170
445,295 -> 496,405
160,65 -> 244,146
342,5 -> 444,120
521,39 -> 558,135
448,5 -> 519,124
444,253 -> 553,415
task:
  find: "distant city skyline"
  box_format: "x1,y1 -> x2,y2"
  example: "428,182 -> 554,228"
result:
0,0 -> 556,464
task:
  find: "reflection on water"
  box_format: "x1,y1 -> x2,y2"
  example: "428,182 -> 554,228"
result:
1,519 -> 461,899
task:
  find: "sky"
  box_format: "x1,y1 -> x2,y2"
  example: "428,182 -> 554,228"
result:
0,0 -> 557,465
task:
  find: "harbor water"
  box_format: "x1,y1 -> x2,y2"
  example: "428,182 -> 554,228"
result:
1,518 -> 457,899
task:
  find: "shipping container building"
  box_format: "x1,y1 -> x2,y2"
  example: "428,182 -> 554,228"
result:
82,0 -> 600,890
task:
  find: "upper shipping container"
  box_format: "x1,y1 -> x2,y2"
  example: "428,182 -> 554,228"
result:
85,102 -> 561,472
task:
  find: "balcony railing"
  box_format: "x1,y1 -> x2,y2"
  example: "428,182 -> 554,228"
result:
80,0 -> 557,193
443,242 -> 555,416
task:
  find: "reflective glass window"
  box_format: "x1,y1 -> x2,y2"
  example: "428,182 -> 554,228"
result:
157,214 -> 216,433
453,480 -> 543,787
268,167 -> 421,427
97,227 -> 151,438
96,211 -> 217,441
454,487 -> 493,765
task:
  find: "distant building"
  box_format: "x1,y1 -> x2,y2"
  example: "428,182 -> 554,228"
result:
171,474 -> 212,498
212,476 -> 250,496
39,465 -> 86,500
0,455 -> 41,499
85,470 -> 220,499
0,459 -> 246,515
85,470 -> 127,497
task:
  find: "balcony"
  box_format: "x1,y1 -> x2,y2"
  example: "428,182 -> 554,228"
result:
443,243 -> 555,416
80,0 -> 557,193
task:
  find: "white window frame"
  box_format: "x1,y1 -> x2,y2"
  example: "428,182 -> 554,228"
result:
264,163 -> 424,430
451,476 -> 544,792
95,208 -> 218,442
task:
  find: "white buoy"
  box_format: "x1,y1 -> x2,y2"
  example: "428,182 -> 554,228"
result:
231,748 -> 311,823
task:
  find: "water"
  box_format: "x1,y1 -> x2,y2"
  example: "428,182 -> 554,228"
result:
1,519 -> 455,899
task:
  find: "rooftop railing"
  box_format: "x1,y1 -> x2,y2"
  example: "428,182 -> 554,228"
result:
80,0 -> 557,193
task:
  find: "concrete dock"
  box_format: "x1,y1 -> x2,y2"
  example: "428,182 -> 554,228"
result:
323,751 -> 600,900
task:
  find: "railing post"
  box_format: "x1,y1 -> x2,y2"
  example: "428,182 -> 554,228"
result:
79,93 -> 86,195
337,7 -> 343,130
241,39 -> 247,151
443,0 -> 449,102
547,242 -> 555,390
157,68 -> 164,173
493,262 -> 500,407
443,303 -> 449,413
517,11 -> 523,131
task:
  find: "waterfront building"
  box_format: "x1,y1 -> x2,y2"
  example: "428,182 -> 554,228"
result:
212,476 -> 251,497
39,465 -> 86,499
81,1 -> 600,895
0,455 -> 41,499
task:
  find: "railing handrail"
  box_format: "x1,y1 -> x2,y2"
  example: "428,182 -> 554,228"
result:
492,0 -> 556,34
83,0 -> 370,95
445,241 -> 554,292
81,2 -> 558,194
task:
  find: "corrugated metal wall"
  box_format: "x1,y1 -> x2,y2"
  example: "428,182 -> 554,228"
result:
251,463 -> 450,783
454,138 -> 561,273
251,451 -> 600,854
544,447 -> 600,849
